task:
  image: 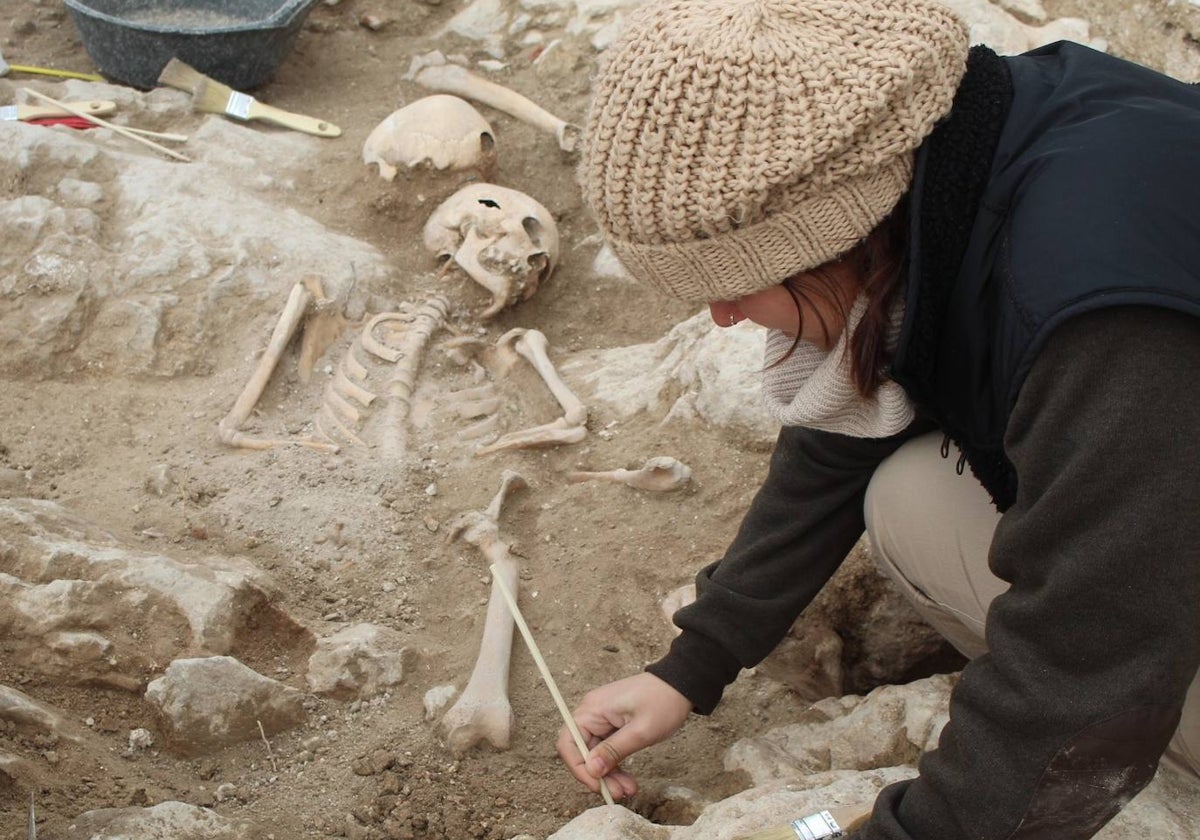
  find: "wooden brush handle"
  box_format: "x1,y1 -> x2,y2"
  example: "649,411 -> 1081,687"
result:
246,100 -> 341,138
8,100 -> 117,121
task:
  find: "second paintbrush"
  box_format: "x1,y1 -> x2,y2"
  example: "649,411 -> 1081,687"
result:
156,57 -> 341,139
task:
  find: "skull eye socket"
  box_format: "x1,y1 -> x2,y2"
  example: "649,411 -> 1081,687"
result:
522,216 -> 544,246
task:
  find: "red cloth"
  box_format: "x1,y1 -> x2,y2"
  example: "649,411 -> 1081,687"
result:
28,116 -> 100,129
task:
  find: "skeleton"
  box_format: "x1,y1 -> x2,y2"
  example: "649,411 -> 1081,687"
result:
424,183 -> 559,320
217,276 -> 449,461
566,456 -> 693,492
412,57 -> 581,153
440,327 -> 587,455
440,470 -> 528,754
362,95 -> 496,182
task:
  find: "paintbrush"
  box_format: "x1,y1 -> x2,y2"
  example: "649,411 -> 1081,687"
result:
156,58 -> 341,138
0,100 -> 116,122
734,802 -> 873,840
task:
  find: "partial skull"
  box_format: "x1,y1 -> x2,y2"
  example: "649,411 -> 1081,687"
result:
362,95 -> 496,181
423,184 -> 559,319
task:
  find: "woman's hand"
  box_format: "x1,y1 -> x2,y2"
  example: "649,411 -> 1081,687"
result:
557,672 -> 692,800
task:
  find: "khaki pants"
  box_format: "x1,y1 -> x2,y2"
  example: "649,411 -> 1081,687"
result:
864,432 -> 1200,778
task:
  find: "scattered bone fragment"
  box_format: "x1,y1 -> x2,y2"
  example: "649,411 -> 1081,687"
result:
567,456 -> 693,492
439,470 -> 528,754
412,57 -> 581,152
127,728 -> 155,752
424,684 -> 458,721
362,95 -> 496,181
424,184 -> 559,319
296,276 -> 348,383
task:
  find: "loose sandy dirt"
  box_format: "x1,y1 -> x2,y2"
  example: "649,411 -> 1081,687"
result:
1,1 -> 1197,838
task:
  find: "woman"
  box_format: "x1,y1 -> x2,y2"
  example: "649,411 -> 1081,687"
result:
557,1 -> 1200,838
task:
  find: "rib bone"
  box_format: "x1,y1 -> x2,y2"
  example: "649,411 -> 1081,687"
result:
566,456 -> 693,492
440,471 -> 529,754
413,63 -> 581,153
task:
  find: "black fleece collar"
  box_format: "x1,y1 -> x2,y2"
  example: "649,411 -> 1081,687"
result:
899,45 -> 1014,405
895,45 -> 1017,506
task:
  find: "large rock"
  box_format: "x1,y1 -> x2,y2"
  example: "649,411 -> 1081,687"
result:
65,801 -> 257,840
306,622 -> 414,700
144,656 -> 306,754
549,675 -> 1200,839
0,499 -> 309,690
565,311 -> 777,447
0,684 -> 83,743
942,0 -> 1100,53
0,85 -> 394,380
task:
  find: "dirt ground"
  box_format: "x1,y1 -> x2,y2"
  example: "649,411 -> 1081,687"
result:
1,1 -> 1197,839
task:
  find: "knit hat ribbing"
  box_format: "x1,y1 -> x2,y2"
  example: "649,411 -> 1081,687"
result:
579,0 -> 970,302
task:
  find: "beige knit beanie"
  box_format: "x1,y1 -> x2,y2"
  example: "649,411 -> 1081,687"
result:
580,0 -> 969,302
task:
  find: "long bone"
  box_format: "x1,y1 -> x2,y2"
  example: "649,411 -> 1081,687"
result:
475,329 -> 588,456
567,456 -> 693,492
218,281 -> 339,453
413,62 -> 581,153
440,470 -> 529,754
504,329 -> 586,426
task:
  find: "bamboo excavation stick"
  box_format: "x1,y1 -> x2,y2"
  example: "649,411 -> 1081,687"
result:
22,87 -> 190,162
488,563 -> 616,806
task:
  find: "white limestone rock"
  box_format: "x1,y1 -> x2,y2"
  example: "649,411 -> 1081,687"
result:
144,656 -> 306,754
0,499 -> 307,690
564,311 -> 777,447
0,95 -> 393,379
725,675 -> 956,785
941,0 -> 1101,53
0,684 -> 84,742
65,801 -> 257,839
306,623 -> 414,700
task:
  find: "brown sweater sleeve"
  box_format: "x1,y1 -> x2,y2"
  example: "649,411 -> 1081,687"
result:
646,421 -> 929,714
861,307 -> 1200,840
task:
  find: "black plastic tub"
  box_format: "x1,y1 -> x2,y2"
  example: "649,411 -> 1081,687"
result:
63,0 -> 321,90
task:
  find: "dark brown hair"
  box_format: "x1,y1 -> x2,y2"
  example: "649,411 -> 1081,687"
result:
775,204 -> 909,397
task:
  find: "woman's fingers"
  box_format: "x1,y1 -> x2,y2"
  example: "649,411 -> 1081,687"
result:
556,673 -> 693,799
555,724 -> 639,798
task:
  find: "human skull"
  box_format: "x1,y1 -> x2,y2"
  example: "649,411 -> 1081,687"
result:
422,184 -> 559,319
362,95 -> 496,181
